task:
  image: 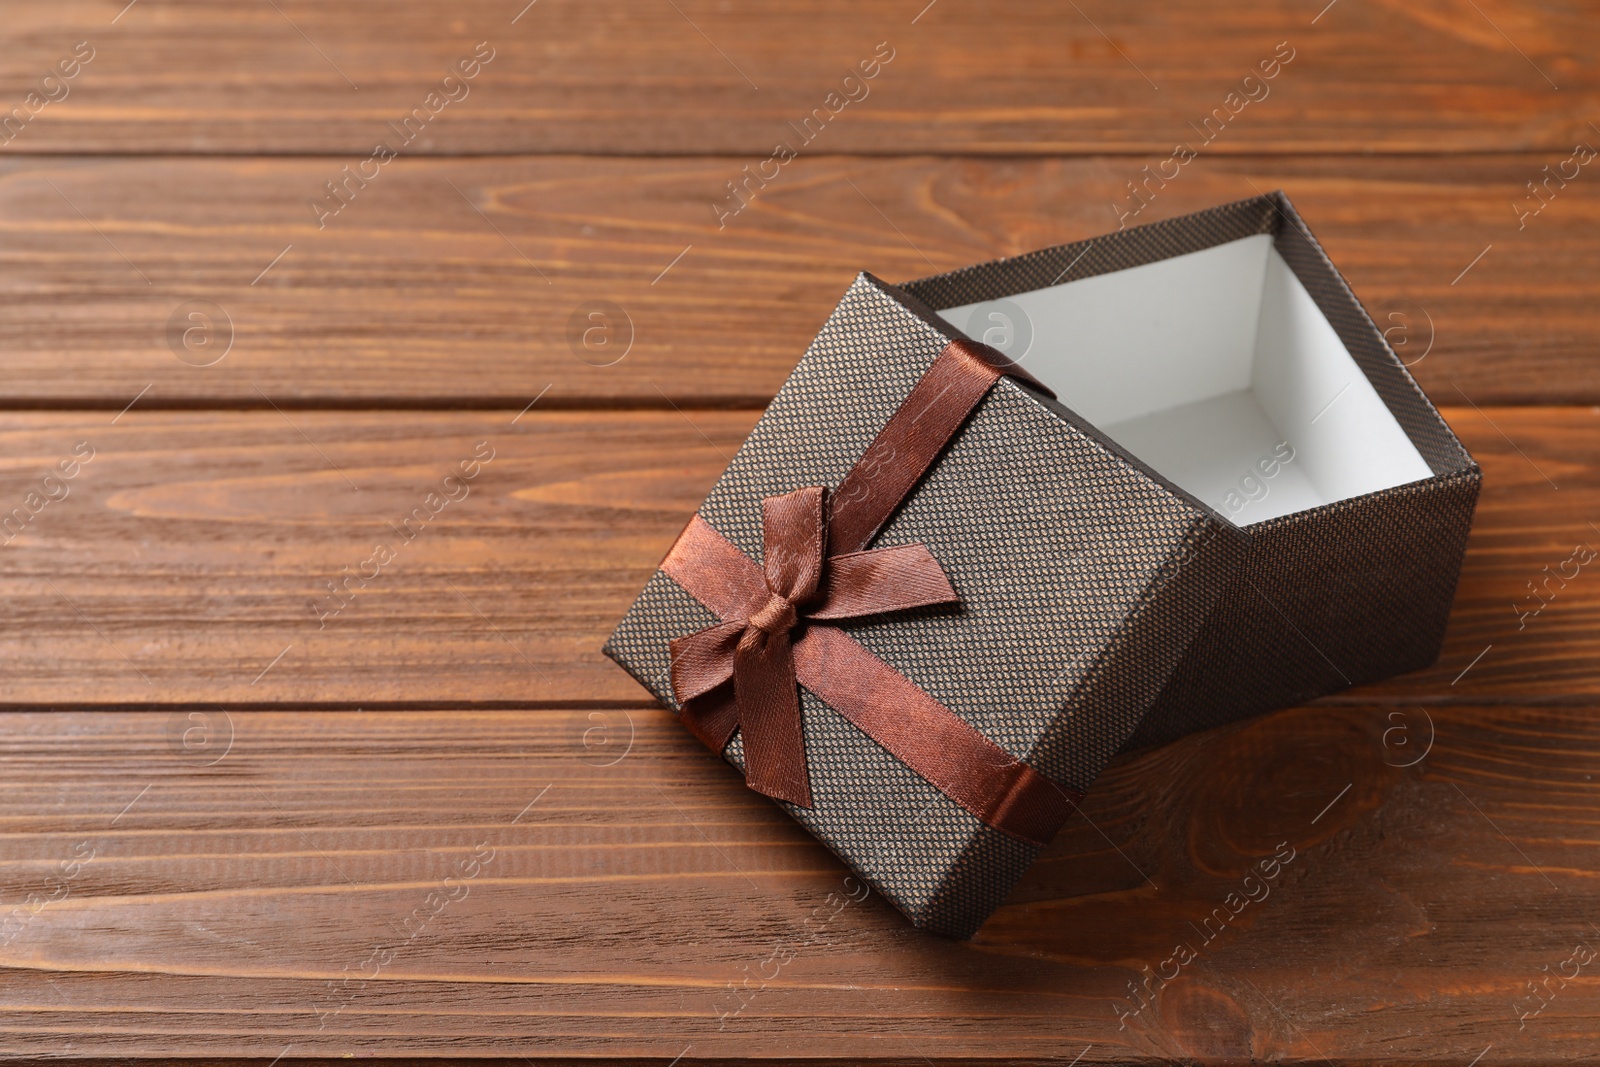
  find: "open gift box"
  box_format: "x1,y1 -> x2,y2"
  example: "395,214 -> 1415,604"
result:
606,191 -> 1479,936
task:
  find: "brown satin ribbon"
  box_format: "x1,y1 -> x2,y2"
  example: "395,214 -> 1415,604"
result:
660,338 -> 1080,846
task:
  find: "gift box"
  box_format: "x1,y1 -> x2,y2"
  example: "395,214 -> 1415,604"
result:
605,191 -> 1478,937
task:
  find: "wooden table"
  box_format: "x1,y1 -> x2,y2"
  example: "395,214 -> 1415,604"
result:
1,1 -> 1596,1061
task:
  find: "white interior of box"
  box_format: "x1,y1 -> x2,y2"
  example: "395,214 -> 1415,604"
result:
939,234 -> 1433,524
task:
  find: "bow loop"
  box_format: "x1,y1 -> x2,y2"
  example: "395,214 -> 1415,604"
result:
666,485 -> 958,809
811,544 -> 957,620
668,619 -> 746,705
760,486 -> 826,608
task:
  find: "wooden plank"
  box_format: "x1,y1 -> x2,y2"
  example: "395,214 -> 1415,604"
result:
0,0 -> 1592,155
1,154 -> 1594,407
0,407 -> 743,705
0,698 -> 1597,1060
0,404 -> 1590,707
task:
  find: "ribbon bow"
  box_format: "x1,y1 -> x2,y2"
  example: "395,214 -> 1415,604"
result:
668,486 -> 960,808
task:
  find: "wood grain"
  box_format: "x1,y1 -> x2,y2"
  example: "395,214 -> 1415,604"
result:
0,0 -> 1593,155
0,698 -> 1596,1061
1,154 -> 1597,407
0,407 -> 752,705
0,404 -> 1586,707
1,1 -> 1590,1058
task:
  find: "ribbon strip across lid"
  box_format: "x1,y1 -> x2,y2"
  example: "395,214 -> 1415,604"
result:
660,338 -> 1080,847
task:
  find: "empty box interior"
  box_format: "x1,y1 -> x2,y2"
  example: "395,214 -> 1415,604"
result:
939,233 -> 1433,524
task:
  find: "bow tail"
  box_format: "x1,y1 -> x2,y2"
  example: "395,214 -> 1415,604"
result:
678,683 -> 741,754
732,627 -> 813,808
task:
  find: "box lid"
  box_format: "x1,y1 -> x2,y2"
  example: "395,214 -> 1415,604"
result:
605,272 -> 1248,936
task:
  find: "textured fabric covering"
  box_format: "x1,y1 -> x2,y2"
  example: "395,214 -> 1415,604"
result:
606,274 -> 1245,937
901,191 -> 1480,751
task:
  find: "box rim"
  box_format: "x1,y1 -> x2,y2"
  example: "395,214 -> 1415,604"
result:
898,190 -> 1477,490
